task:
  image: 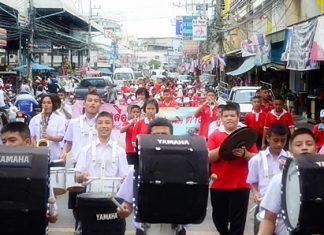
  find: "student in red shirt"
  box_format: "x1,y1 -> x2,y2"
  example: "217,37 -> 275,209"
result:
244,96 -> 266,150
120,105 -> 141,165
194,90 -> 218,139
312,109 -> 324,151
159,89 -> 178,108
259,86 -> 273,113
262,96 -> 295,150
208,103 -> 258,235
121,81 -> 131,94
131,98 -> 159,146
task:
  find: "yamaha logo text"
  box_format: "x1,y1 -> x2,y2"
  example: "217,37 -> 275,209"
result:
96,213 -> 118,220
157,139 -> 190,145
0,155 -> 32,167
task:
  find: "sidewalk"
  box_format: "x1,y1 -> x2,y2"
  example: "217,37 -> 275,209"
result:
293,114 -> 314,130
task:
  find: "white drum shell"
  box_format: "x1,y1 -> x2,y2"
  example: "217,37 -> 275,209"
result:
65,168 -> 84,193
86,178 -> 121,194
50,167 -> 66,196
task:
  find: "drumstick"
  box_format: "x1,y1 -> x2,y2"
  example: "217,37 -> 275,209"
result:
107,193 -> 122,208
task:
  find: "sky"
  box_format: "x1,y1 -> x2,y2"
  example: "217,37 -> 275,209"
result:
77,0 -> 188,38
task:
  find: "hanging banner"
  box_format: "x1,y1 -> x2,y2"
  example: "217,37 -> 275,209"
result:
192,18 -> 207,41
0,28 -> 7,47
286,19 -> 319,71
310,16 -> 324,61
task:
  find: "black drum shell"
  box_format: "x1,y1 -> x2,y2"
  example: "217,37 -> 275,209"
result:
134,134 -> 209,224
282,154 -> 324,234
76,192 -> 126,235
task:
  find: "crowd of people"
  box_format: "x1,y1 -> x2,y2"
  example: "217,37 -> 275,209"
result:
0,74 -> 324,235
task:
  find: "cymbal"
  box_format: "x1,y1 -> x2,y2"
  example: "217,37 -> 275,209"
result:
219,127 -> 258,161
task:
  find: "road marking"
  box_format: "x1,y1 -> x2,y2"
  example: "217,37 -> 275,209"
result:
49,227 -> 218,234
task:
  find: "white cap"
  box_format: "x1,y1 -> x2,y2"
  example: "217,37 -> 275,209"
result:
320,109 -> 324,118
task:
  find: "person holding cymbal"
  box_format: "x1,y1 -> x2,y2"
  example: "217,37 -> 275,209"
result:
208,103 -> 258,235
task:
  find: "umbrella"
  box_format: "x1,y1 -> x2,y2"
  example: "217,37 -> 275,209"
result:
97,68 -> 113,75
14,63 -> 55,72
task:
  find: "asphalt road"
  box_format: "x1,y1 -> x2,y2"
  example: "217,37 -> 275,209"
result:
48,191 -> 256,235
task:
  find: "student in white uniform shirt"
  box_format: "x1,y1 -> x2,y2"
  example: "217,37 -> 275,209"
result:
258,128 -> 317,235
74,111 -> 129,234
246,123 -> 289,235
59,90 -> 101,231
29,94 -> 66,162
75,111 -> 129,182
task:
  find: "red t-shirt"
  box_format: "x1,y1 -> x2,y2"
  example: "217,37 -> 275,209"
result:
197,105 -> 219,139
159,99 -> 178,108
131,118 -> 149,144
313,124 -> 324,149
264,110 -> 294,129
121,85 -> 131,94
208,131 -> 258,189
261,101 -> 274,113
244,111 -> 266,136
122,121 -> 135,153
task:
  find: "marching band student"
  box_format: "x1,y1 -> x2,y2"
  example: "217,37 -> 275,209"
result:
259,86 -> 273,113
120,105 -> 141,165
312,109 -> 324,151
208,103 -> 258,235
208,104 -> 224,137
1,122 -> 58,224
74,112 -> 129,234
56,89 -> 72,121
244,96 -> 267,150
131,98 -> 159,146
135,87 -> 150,108
246,123 -> 289,235
117,117 -> 186,235
262,96 -> 295,150
29,94 -> 65,162
59,90 -> 101,232
159,89 -> 178,108
194,89 -> 218,139
75,111 -> 129,181
258,128 -> 317,235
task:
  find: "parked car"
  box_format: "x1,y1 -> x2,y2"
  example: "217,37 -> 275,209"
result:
218,85 -> 273,121
75,77 -> 117,103
177,74 -> 192,84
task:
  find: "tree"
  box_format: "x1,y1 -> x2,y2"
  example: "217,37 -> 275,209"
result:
148,59 -> 161,69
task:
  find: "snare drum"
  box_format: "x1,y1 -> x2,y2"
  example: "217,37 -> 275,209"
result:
50,159 -> 66,167
76,192 -> 125,235
65,168 -> 85,193
86,177 -> 122,194
50,167 -> 66,196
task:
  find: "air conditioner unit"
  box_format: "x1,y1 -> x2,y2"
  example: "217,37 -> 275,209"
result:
9,54 -> 17,63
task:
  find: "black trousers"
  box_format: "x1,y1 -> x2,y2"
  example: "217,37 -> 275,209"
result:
210,188 -> 250,235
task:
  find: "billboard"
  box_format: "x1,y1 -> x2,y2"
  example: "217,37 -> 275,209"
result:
182,16 -> 197,39
192,19 -> 207,41
175,16 -> 183,38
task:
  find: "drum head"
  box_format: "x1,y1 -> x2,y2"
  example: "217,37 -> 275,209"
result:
282,157 -> 301,231
219,127 -> 258,161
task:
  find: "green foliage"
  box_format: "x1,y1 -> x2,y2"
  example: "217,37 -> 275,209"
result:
148,59 -> 161,69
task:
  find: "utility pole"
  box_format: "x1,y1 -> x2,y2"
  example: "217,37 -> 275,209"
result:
27,0 -> 35,82
87,0 -> 92,70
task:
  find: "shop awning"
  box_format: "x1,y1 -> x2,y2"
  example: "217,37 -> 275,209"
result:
226,56 -> 255,76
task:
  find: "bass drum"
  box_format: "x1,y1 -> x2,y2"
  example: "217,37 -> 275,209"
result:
282,154 -> 324,234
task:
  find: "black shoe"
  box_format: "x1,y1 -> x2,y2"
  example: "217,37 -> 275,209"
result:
176,228 -> 186,235
136,228 -> 146,235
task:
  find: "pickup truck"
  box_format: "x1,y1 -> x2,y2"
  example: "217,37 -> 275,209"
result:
74,77 -> 117,102
217,83 -> 273,121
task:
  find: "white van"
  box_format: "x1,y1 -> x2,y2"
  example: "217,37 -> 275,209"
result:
113,67 -> 135,89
